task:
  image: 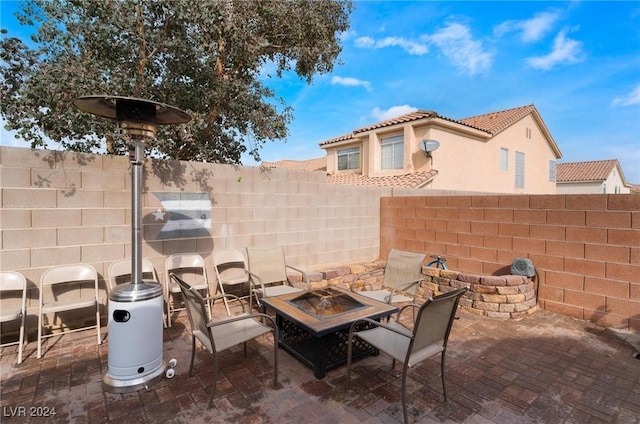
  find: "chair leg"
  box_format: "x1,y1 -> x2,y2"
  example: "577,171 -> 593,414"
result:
243,341 -> 247,358
37,313 -> 43,359
17,312 -> 25,364
189,337 -> 196,377
166,295 -> 173,327
441,351 -> 447,402
345,331 -> 354,390
272,328 -> 278,388
95,302 -> 102,345
208,356 -> 218,409
401,364 -> 409,424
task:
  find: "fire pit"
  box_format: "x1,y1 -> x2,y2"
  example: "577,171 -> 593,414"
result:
288,288 -> 366,320
261,288 -> 398,378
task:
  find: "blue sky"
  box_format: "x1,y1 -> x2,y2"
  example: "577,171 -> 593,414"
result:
2,1 -> 640,183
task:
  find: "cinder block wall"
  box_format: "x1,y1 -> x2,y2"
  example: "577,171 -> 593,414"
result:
0,146 -> 390,335
380,195 -> 640,331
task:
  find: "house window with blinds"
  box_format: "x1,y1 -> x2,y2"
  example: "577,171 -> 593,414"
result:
337,147 -> 360,170
548,160 -> 557,182
515,151 -> 525,188
381,135 -> 404,170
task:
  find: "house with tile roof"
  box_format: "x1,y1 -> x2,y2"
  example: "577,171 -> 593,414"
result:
556,159 -> 632,194
315,105 -> 562,193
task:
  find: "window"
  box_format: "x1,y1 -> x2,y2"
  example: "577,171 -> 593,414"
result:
337,147 -> 360,170
500,148 -> 509,171
381,135 -> 403,170
515,151 -> 525,188
602,184 -> 607,194
526,128 -> 532,139
548,160 -> 556,182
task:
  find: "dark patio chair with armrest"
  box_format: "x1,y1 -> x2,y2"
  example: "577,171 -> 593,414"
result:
350,249 -> 426,305
170,273 -> 278,409
345,287 -> 468,424
246,245 -> 309,307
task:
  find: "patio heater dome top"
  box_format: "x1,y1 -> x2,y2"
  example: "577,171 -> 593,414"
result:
73,95 -> 191,125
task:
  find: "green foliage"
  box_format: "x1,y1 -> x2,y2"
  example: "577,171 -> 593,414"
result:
0,0 -> 352,163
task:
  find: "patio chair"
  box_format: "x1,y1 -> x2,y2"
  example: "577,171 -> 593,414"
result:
213,249 -> 260,316
170,273 -> 278,409
1,271 -> 28,364
345,287 -> 468,424
350,249 -> 426,305
246,246 -> 309,307
164,253 -> 211,327
37,264 -> 102,359
108,258 -> 166,327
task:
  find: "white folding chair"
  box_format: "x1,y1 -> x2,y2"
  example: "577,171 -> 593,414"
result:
38,264 -> 102,358
213,249 -> 259,315
1,271 -> 28,364
164,253 -> 211,326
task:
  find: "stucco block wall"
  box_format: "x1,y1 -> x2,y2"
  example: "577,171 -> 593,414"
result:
380,194 -> 640,331
0,146 -> 389,337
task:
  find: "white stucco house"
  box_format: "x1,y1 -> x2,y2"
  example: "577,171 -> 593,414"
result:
556,159 -> 632,194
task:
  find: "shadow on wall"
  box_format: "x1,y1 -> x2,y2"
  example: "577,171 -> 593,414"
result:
586,306 -> 640,354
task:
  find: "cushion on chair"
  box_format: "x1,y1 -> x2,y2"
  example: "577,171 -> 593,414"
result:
210,316 -> 273,352
257,285 -> 303,298
358,289 -> 414,304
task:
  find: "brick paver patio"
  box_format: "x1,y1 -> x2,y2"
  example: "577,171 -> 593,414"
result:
1,304 -> 639,423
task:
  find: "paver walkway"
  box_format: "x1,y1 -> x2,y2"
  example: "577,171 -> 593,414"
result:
1,304 -> 639,423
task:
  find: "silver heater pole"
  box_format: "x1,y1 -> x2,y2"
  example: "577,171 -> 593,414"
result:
130,140 -> 145,285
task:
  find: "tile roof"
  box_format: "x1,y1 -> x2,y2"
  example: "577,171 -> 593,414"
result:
326,169 -> 438,188
261,157 -> 327,172
319,104 -> 557,150
352,110 -> 439,134
556,159 -> 619,182
459,104 -> 536,135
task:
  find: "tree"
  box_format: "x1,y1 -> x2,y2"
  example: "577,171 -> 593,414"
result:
0,0 -> 353,163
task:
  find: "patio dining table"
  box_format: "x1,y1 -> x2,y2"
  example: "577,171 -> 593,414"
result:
261,287 -> 398,379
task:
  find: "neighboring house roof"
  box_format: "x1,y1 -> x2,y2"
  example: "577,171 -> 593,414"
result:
262,157 -> 438,188
327,169 -> 438,188
319,104 -> 562,157
459,104 -> 535,135
556,159 -> 621,183
261,157 -> 326,172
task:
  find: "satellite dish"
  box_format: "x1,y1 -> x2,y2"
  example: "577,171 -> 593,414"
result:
419,139 -> 440,153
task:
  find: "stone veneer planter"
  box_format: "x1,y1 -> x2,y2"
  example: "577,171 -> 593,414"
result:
302,261 -> 538,320
421,267 -> 538,319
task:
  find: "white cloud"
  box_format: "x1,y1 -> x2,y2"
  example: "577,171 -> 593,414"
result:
331,76 -> 371,90
355,36 -> 375,48
612,84 -> 640,107
354,35 -> 428,55
427,23 -> 493,75
494,10 -> 561,42
525,29 -> 584,70
371,105 -> 418,121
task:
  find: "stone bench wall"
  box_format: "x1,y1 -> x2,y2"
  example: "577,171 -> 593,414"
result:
302,261 -> 538,320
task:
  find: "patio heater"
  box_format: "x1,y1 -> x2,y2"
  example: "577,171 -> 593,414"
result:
73,96 -> 190,392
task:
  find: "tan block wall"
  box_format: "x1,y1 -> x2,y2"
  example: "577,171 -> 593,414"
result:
0,146 -> 389,338
380,194 -> 640,331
